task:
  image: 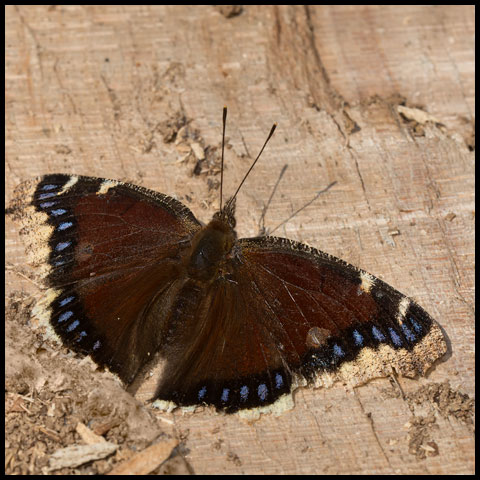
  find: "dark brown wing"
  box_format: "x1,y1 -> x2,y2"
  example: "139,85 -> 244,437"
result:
8,174 -> 201,383
154,235 -> 446,414
153,272 -> 294,413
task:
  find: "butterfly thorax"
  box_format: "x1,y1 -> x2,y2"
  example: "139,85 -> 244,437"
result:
186,200 -> 237,282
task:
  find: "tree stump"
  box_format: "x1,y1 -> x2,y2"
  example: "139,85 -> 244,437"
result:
5,5 -> 474,474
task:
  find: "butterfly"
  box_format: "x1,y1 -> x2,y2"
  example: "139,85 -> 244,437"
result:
7,108 -> 447,414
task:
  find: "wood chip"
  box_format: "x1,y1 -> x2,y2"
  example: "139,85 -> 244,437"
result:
49,443 -> 117,471
76,422 -> 106,444
397,105 -> 442,125
107,439 -> 178,475
190,142 -> 205,160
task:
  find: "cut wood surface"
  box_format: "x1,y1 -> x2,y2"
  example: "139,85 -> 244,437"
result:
5,5 -> 474,475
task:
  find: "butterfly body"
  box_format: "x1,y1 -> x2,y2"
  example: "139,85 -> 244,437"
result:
186,206 -> 236,283
8,173 -> 447,414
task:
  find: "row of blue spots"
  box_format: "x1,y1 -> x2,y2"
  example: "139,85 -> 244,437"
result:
57,307 -> 89,343
39,199 -> 68,218
197,372 -> 286,404
56,293 -> 99,346
306,322 -> 421,372
36,183 -> 76,272
370,322 -> 419,347
326,323 -> 414,363
40,183 -> 74,259
354,326 -> 412,348
38,184 -> 73,232
305,317 -> 425,376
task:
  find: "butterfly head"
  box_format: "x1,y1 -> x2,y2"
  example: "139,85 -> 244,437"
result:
213,197 -> 236,231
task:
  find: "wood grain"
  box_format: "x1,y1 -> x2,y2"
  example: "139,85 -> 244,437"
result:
5,5 -> 474,475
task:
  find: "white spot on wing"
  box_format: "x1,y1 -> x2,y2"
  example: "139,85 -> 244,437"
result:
97,179 -> 119,195
59,176 -> 79,195
397,297 -> 411,323
359,271 -> 375,294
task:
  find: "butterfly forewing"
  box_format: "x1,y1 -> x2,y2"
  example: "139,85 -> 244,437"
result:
9,174 -> 202,383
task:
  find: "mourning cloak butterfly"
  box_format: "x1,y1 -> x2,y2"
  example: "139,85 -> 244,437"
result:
7,109 -> 447,415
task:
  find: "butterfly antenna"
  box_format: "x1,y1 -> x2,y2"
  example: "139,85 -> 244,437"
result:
227,122 -> 277,209
219,106 -> 227,211
268,180 -> 338,235
258,164 -> 288,235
